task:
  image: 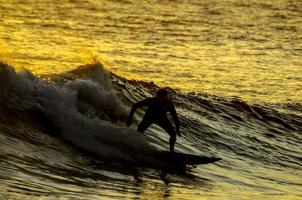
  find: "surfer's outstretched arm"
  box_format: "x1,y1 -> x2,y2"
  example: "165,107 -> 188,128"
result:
126,98 -> 152,126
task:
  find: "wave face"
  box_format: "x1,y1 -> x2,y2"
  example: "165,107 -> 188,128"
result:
0,62 -> 301,199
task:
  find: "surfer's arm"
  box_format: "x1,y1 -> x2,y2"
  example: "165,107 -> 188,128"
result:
169,103 -> 180,136
126,98 -> 152,126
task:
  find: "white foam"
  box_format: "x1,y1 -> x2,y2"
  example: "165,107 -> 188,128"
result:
65,79 -> 128,120
0,63 -> 157,162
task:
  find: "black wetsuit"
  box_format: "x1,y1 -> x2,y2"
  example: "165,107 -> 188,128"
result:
129,97 -> 180,151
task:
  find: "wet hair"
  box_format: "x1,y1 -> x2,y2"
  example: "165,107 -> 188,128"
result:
156,88 -> 168,97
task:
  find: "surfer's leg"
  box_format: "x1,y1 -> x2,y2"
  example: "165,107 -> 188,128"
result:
169,132 -> 176,152
137,118 -> 152,134
156,119 -> 176,152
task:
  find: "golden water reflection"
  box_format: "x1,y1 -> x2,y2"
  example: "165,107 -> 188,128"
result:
1,0 -> 301,103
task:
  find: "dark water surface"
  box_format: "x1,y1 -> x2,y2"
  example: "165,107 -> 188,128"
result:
0,62 -> 301,199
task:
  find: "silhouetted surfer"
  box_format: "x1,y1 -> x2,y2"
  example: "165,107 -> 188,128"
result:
126,88 -> 181,152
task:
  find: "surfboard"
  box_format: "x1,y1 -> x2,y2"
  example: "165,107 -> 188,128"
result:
153,151 -> 221,166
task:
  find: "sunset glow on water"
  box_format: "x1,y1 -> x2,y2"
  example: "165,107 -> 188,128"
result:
1,0 -> 301,103
0,1 -> 301,200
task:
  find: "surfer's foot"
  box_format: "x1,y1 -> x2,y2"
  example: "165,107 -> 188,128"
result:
169,146 -> 174,152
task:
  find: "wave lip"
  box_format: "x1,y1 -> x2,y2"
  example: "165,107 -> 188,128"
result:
0,62 -> 156,164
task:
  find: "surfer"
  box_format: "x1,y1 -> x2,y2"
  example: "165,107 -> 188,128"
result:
126,88 -> 181,152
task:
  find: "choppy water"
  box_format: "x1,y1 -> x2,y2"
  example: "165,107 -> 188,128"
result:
0,0 -> 302,200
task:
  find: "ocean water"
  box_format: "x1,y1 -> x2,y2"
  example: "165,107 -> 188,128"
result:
0,0 -> 302,200
1,0 -> 301,103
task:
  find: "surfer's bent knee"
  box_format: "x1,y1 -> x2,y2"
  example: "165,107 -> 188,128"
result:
137,118 -> 152,133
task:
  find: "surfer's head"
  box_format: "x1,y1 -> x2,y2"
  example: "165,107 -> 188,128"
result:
156,88 -> 168,99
